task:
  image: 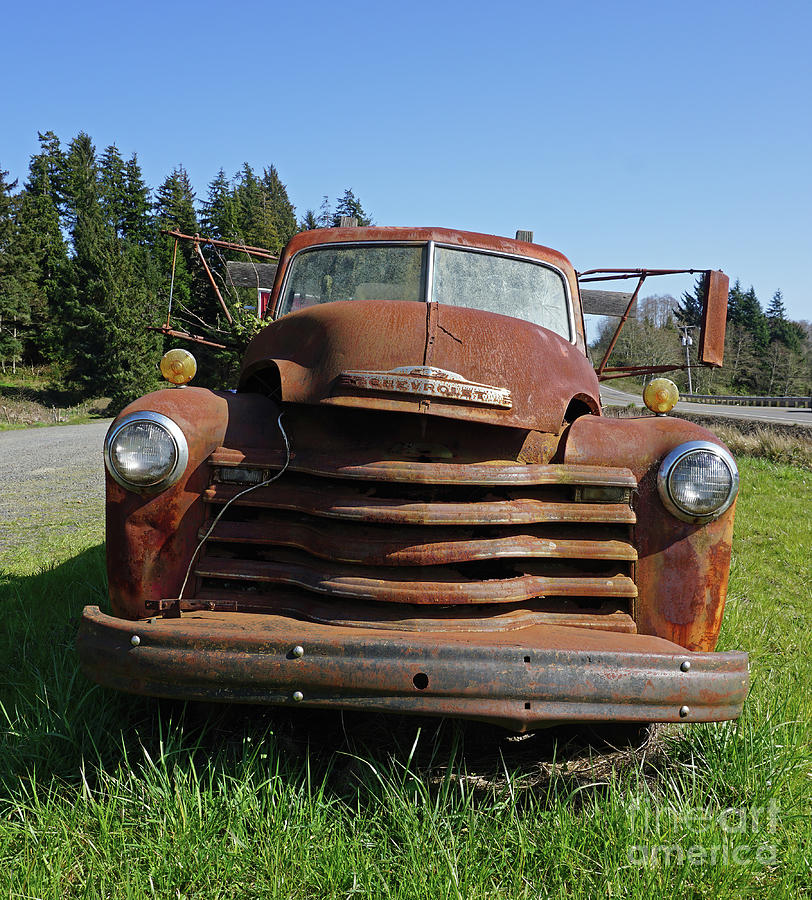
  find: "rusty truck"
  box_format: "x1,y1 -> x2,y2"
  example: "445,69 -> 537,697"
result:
77,226 -> 748,730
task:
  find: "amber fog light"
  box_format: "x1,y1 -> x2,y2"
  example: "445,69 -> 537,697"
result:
160,348 -> 197,386
643,378 -> 679,414
657,440 -> 738,522
104,411 -> 188,492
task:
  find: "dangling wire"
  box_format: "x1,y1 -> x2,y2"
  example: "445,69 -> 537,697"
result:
176,411 -> 291,604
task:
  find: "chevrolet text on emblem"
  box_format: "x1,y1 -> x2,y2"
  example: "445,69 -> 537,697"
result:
338,366 -> 512,408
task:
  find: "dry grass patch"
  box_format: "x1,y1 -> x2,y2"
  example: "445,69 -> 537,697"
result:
605,406 -> 812,469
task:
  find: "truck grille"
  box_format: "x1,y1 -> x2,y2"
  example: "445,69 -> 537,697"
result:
175,444 -> 639,633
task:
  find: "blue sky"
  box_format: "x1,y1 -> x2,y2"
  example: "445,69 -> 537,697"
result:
2,0 -> 810,322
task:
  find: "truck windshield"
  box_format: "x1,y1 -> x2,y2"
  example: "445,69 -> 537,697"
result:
279,245 -> 426,314
431,247 -> 570,338
278,242 -> 571,338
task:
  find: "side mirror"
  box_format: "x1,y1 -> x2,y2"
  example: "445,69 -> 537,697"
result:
698,270 -> 728,366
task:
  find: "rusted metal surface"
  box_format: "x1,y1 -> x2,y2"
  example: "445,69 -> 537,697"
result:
598,364 -> 696,379
195,552 -> 637,605
339,366 -> 513,409
78,606 -> 749,730
156,592 -> 638,634
563,414 -> 735,651
578,268 -> 709,279
699,270 -> 729,366
577,267 -> 729,381
147,325 -> 230,350
239,299 -> 600,434
209,447 -> 637,486
163,229 -> 279,261
198,435 -> 638,611
194,241 -> 233,325
202,517 -> 637,566
205,480 -> 636,525
104,388 -> 281,620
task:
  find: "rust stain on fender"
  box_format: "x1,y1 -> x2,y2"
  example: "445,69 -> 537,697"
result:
105,388 -> 280,619
562,415 -> 736,651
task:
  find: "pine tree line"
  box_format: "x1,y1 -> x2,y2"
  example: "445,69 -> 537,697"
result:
594,278 -> 811,396
0,130 -> 371,407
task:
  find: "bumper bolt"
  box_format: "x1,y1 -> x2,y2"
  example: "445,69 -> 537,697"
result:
292,645 -> 305,659
130,635 -> 141,647
680,660 -> 691,672
292,691 -> 304,702
679,705 -> 690,718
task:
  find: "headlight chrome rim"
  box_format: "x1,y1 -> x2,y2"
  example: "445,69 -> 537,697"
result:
657,440 -> 739,523
104,411 -> 189,493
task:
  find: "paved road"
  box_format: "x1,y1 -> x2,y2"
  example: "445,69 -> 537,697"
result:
0,420 -> 111,559
600,386 -> 812,427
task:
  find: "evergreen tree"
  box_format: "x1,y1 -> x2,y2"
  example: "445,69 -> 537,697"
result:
60,234 -> 161,405
299,209 -> 319,230
99,144 -> 127,238
62,132 -> 102,240
200,168 -> 237,240
232,163 -> 278,250
58,134 -> 160,404
675,273 -> 706,327
58,133 -> 114,390
153,166 -> 198,317
766,289 -> 786,322
332,188 -> 372,226
0,168 -> 31,371
122,153 -> 152,245
101,243 -> 162,405
765,290 -> 800,351
154,166 -> 197,235
740,286 -> 769,351
18,135 -> 69,360
261,165 -> 297,250
32,131 -> 66,217
726,280 -> 745,325
0,168 -> 18,263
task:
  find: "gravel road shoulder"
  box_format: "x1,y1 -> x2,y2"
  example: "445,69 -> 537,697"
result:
0,420 -> 111,561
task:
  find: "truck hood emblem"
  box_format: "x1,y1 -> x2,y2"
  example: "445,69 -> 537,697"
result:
338,366 -> 512,408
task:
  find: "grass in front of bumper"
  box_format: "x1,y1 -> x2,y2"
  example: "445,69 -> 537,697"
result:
0,459 -> 809,899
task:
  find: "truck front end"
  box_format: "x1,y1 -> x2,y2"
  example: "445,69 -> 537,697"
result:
78,227 -> 748,730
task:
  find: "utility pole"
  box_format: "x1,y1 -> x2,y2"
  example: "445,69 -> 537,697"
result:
679,325 -> 696,394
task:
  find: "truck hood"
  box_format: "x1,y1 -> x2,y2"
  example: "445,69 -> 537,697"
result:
238,300 -> 600,433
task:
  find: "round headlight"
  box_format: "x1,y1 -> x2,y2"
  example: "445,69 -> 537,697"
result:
657,440 -> 739,522
104,411 -> 188,492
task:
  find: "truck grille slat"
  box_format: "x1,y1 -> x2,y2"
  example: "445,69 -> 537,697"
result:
209,448 -> 637,487
195,552 -> 638,605
204,481 -> 636,526
202,517 -> 637,566
164,589 -> 638,634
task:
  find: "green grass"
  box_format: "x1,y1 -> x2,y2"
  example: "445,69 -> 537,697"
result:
0,459 -> 810,898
